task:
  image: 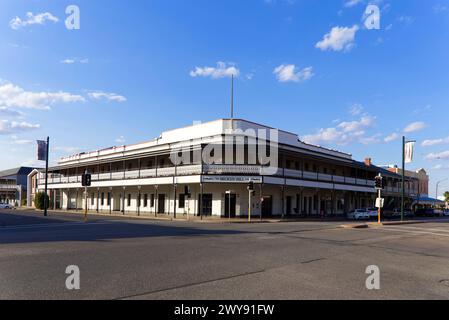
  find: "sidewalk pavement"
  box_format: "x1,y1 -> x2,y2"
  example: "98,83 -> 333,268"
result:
13,207 -> 352,224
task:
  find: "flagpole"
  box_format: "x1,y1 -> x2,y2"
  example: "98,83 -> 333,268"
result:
401,136 -> 405,222
43,136 -> 50,217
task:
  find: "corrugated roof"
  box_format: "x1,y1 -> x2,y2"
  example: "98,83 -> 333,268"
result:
0,167 -> 40,178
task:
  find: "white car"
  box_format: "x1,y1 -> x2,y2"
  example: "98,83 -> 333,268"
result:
0,202 -> 13,209
347,209 -> 370,220
366,207 -> 379,219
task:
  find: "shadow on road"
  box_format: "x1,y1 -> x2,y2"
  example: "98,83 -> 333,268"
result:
0,214 -> 250,245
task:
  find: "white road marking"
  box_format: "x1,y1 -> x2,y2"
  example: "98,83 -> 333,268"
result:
384,225 -> 449,234
375,226 -> 449,238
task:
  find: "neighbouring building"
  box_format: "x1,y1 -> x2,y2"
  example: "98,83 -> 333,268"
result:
384,166 -> 434,209
0,167 -> 40,206
31,119 -> 418,218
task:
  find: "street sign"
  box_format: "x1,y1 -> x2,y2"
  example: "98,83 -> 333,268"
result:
376,198 -> 385,209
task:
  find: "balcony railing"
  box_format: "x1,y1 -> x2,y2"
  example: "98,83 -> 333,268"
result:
0,184 -> 19,190
39,164 -> 392,190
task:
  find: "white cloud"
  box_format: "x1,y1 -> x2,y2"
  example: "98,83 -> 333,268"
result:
359,133 -> 382,145
403,121 -> 426,133
344,0 -> 362,8
0,120 -> 40,135
0,107 -> 24,118
432,164 -> 449,170
10,12 -> 58,30
115,136 -> 126,144
349,103 -> 364,116
190,62 -> 240,79
433,4 -> 448,13
425,151 -> 449,161
315,25 -> 359,52
61,58 -> 89,64
88,91 -> 127,103
61,59 -> 75,64
422,136 -> 449,147
397,16 -> 414,25
302,116 -> 375,146
9,135 -> 33,145
53,146 -> 82,154
0,81 -> 85,110
384,132 -> 399,143
273,65 -> 314,83
337,116 -> 375,133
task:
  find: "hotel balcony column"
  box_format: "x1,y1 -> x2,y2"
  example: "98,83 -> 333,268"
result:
173,182 -> 177,219
137,186 -> 141,216
200,182 -> 204,219
96,188 -> 99,213
259,183 -> 263,220
331,189 -> 335,216
122,186 -> 126,215
316,189 -> 321,216
75,189 -> 79,212
155,185 -> 158,217
281,185 -> 285,218
109,187 -> 112,215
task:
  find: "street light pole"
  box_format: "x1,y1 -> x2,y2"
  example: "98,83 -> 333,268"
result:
436,179 -> 448,203
401,136 -> 405,222
401,136 -> 416,222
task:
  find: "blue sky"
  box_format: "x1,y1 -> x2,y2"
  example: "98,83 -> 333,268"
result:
1,0 -> 449,196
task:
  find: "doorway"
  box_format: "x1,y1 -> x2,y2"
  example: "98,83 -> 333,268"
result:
261,196 -> 273,217
286,196 -> 292,216
198,194 -> 213,216
158,194 -> 165,214
224,193 -> 236,218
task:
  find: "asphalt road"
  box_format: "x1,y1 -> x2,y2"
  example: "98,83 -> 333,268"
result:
1,209 -> 449,300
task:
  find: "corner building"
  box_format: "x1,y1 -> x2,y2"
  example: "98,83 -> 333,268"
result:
34,119 -> 418,218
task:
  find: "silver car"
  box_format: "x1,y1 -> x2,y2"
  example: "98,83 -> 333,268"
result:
0,202 -> 13,209
347,209 -> 370,220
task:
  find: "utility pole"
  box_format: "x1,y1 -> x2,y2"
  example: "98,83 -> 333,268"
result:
436,179 -> 448,206
84,177 -> 88,222
43,136 -> 50,217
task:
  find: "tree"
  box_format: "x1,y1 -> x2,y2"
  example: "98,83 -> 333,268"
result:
444,191 -> 449,203
35,192 -> 50,210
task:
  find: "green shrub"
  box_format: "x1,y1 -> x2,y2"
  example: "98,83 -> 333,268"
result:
35,192 -> 50,210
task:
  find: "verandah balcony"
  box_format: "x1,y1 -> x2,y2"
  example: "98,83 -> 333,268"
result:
38,164 -> 391,190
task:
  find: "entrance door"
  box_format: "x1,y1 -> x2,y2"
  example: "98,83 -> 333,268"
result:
224,193 -> 236,218
198,194 -> 212,216
286,196 -> 292,216
261,196 -> 273,217
158,194 -> 165,214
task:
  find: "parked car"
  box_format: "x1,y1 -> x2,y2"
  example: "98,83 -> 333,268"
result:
443,210 -> 449,217
415,208 -> 439,217
391,209 -> 413,218
0,202 -> 13,209
347,209 -> 370,220
366,207 -> 380,219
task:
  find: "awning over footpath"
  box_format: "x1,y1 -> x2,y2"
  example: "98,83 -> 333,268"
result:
413,196 -> 446,206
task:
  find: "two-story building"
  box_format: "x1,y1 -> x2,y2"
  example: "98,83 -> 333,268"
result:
0,167 -> 39,206
32,119 -> 418,218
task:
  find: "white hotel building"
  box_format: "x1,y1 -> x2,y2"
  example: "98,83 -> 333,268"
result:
30,119 -> 418,218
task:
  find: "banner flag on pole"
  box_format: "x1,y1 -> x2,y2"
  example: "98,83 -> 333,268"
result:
37,140 -> 48,161
405,141 -> 415,164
